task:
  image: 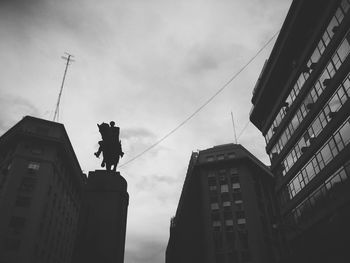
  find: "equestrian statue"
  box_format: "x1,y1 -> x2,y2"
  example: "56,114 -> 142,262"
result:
95,121 -> 124,171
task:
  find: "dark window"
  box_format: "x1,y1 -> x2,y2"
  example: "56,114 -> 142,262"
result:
238,231 -> 249,249
228,251 -> 238,262
215,253 -> 224,263
233,192 -> 242,201
241,250 -> 251,262
4,237 -> 21,250
18,177 -> 37,193
236,211 -> 245,219
224,210 -> 232,219
231,175 -> 239,183
213,233 -> 222,249
15,195 -> 31,207
9,216 -> 26,234
222,193 -> 230,202
226,232 -> 235,246
31,147 -> 43,155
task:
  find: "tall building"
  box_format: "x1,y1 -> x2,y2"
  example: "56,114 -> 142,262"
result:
166,144 -> 278,263
0,116 -> 86,263
250,0 -> 350,262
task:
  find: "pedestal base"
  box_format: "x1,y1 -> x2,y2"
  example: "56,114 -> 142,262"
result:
73,170 -> 129,263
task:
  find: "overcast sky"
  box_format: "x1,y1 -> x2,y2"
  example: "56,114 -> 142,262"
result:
0,0 -> 292,262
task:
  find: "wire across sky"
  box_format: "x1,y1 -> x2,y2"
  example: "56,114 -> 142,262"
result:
119,29 -> 280,168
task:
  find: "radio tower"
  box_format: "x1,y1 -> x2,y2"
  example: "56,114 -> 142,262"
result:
53,52 -> 74,122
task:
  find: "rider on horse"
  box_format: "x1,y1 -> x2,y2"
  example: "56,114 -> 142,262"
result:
95,122 -> 124,171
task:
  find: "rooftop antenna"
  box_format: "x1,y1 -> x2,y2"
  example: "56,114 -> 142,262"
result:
231,111 -> 238,144
53,52 -> 75,122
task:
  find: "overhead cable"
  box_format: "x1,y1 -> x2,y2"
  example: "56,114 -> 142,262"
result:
119,30 -> 280,168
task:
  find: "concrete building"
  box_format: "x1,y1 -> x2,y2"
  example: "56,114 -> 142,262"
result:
250,0 -> 350,262
0,116 -> 86,263
166,144 -> 278,263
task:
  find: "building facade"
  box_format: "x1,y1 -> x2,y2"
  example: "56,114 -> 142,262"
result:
250,0 -> 350,262
0,116 -> 86,263
166,144 -> 278,263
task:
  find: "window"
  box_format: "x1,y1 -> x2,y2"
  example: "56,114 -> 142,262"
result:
223,201 -> 231,208
224,210 -> 232,219
28,162 -> 40,171
230,168 -> 238,175
31,148 -> 43,155
232,183 -> 241,190
208,171 -> 215,177
206,156 -> 214,162
208,177 -> 216,185
211,203 -> 219,210
219,169 -> 226,174
220,184 -> 229,193
222,192 -> 230,202
237,218 -> 246,224
228,152 -> 236,158
15,195 -> 32,207
213,221 -> 221,231
238,231 -> 249,247
241,250 -> 251,262
219,174 -> 227,183
235,202 -> 243,210
231,175 -> 239,183
228,251 -> 238,261
236,211 -> 245,219
212,212 -> 220,221
209,185 -> 217,191
217,154 -> 224,160
225,219 -> 234,226
4,237 -> 21,250
233,192 -> 242,201
18,177 -> 37,193
9,216 -> 26,234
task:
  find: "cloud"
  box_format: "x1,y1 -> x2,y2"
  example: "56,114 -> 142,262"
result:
123,127 -> 156,140
0,94 -> 40,133
134,173 -> 180,192
125,238 -> 166,263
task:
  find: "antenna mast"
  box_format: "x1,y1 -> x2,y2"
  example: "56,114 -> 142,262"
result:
231,111 -> 238,144
53,52 -> 74,122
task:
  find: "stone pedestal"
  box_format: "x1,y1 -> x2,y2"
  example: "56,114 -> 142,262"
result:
73,170 -> 129,263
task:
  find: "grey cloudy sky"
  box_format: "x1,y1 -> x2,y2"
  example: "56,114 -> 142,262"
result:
0,0 -> 292,262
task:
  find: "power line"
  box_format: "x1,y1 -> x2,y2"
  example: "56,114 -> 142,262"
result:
237,120 -> 250,141
119,30 -> 280,168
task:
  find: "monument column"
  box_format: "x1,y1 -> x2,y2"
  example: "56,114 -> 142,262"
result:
73,170 -> 129,263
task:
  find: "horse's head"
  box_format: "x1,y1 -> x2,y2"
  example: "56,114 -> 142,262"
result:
97,122 -> 110,139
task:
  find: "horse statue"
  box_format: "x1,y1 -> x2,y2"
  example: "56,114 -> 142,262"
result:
95,121 -> 124,171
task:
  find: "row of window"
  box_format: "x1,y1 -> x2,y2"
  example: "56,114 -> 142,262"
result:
286,161 -> 350,226
279,116 -> 350,205
212,218 -> 247,231
208,168 -> 238,178
210,182 -> 239,191
281,72 -> 350,175
270,32 -> 350,160
3,162 -> 40,256
265,0 -> 350,145
214,233 -> 249,252
206,152 -> 236,162
215,251 -> 251,263
34,160 -> 78,263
